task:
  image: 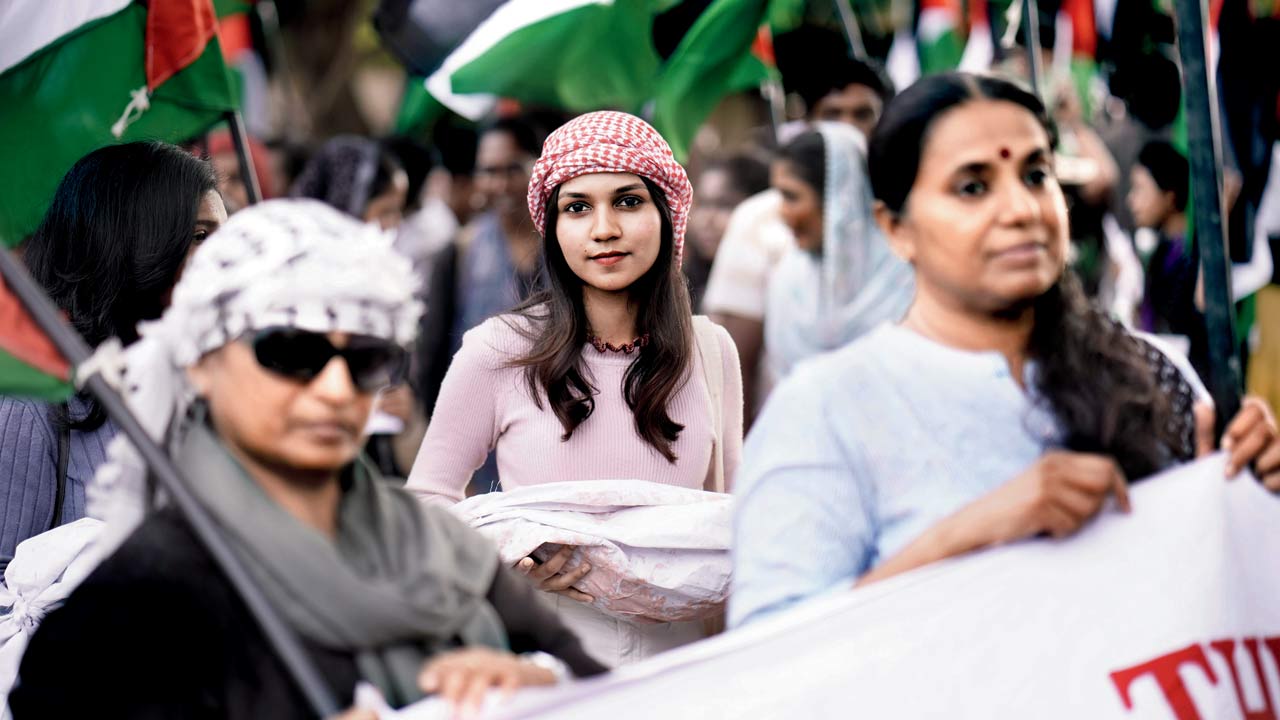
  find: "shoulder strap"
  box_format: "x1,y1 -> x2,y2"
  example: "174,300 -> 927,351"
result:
692,316 -> 725,493
50,403 -> 71,530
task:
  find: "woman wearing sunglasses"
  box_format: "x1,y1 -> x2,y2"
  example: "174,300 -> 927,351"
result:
730,73 -> 1280,629
12,200 -> 605,719
406,112 -> 744,666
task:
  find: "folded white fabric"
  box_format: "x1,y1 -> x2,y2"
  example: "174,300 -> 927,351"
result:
453,480 -> 732,623
0,518 -> 104,718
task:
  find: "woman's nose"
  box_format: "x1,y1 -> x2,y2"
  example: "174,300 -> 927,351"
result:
590,206 -> 621,241
310,356 -> 358,402
999,179 -> 1042,225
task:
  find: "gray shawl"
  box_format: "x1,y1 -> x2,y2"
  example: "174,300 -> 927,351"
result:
176,418 -> 505,705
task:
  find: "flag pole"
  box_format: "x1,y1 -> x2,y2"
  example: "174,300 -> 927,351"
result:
0,249 -> 340,717
762,77 -> 787,146
225,110 -> 263,205
833,0 -> 869,61
1172,0 -> 1242,433
1020,0 -> 1043,98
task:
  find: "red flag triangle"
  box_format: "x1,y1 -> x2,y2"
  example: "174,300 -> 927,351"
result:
0,273 -> 70,382
146,0 -> 219,91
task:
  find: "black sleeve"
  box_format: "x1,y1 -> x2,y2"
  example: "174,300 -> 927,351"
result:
11,569 -> 230,719
485,566 -> 610,677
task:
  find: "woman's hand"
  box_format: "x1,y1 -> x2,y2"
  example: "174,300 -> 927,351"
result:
515,545 -> 594,603
419,647 -> 558,719
971,451 -> 1130,545
1220,397 -> 1280,489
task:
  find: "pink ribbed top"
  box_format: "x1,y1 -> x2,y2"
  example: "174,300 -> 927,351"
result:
406,314 -> 743,505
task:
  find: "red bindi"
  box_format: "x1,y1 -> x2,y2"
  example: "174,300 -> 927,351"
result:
999,147 -> 1012,159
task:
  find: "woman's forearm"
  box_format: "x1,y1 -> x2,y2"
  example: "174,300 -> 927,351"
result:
854,501 -> 996,588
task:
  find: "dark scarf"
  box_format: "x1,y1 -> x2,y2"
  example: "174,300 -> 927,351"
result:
176,418 -> 506,705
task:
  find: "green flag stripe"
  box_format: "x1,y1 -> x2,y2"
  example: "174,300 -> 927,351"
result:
918,31 -> 965,74
652,0 -> 771,161
0,350 -> 71,402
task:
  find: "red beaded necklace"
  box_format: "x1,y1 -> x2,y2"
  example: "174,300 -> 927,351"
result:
587,333 -> 650,354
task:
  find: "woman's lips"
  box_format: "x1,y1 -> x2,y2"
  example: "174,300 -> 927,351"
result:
297,421 -> 357,443
992,242 -> 1046,264
591,252 -> 628,266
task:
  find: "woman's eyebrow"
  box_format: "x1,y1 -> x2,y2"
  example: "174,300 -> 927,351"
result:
1023,147 -> 1050,164
562,183 -> 647,200
952,161 -> 990,176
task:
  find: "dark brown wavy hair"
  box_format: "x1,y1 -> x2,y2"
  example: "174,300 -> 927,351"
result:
504,177 -> 693,462
867,72 -> 1184,480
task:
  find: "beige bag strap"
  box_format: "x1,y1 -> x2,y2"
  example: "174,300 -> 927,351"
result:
692,315 -> 725,493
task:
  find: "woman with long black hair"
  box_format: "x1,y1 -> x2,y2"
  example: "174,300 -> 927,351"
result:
731,72 -> 1280,628
0,141 -> 224,572
407,111 -> 744,666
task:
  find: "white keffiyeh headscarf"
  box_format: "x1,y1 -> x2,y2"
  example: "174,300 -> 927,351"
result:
86,198 -> 423,552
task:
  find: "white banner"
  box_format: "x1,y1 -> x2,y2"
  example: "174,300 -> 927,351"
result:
394,454 -> 1280,720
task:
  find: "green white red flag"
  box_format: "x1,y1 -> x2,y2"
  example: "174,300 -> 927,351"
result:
917,0 -> 965,75
414,0 -> 792,161
0,0 -> 236,247
0,0 -> 237,399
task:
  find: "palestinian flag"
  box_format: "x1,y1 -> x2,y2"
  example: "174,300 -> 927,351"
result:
395,73 -> 445,136
652,2 -> 779,161
917,0 -> 966,75
958,0 -> 994,72
423,0 -> 662,123
886,26 -> 922,91
1058,0 -> 1098,117
0,0 -> 235,399
410,0 -> 787,161
0,0 -> 237,248
0,273 -> 71,401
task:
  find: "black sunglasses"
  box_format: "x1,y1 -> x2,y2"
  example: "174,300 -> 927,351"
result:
249,327 -> 406,393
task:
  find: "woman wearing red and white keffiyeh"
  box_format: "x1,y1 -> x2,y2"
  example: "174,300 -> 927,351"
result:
406,112 -> 746,667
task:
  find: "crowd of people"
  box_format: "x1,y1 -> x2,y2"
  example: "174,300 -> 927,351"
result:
1,20 -> 1279,719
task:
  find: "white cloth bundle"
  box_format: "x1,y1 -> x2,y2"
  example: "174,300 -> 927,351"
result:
454,480 -> 732,623
0,518 -> 103,718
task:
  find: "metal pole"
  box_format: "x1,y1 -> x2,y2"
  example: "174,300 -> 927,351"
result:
0,249 -> 340,717
225,110 -> 263,205
1172,0 -> 1242,433
762,78 -> 787,146
254,0 -> 312,140
833,0 -> 869,61
1020,0 -> 1043,98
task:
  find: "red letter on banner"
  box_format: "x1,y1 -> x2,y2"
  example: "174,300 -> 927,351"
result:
1209,639 -> 1277,720
1111,644 -> 1218,720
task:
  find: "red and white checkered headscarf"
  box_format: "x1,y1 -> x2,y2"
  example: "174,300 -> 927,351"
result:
527,111 -> 693,262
